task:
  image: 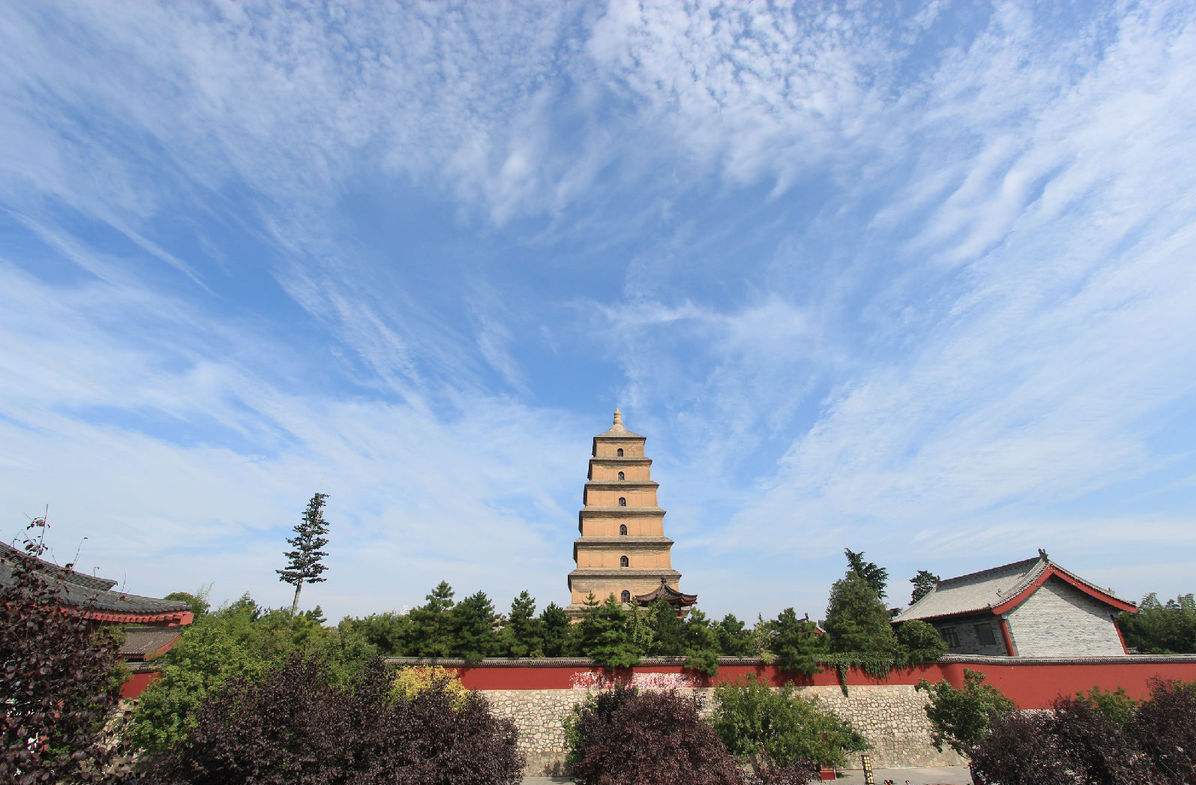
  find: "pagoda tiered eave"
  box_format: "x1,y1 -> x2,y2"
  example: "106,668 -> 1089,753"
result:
574,537 -> 673,546
584,480 -> 659,489
568,568 -> 681,590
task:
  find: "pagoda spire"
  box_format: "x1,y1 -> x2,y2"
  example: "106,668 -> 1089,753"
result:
611,407 -> 625,432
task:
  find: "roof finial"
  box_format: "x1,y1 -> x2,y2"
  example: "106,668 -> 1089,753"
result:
611,407 -> 625,432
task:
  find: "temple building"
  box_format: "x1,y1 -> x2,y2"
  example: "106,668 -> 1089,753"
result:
567,409 -> 696,618
0,539 -> 193,697
892,550 -> 1137,657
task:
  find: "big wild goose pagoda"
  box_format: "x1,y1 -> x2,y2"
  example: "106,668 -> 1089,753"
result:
566,409 -> 697,618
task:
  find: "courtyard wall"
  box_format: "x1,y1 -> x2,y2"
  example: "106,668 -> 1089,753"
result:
121,654 -> 1196,774
387,654 -> 1196,775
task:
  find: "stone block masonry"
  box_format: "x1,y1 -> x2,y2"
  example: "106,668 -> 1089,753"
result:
484,682 -> 963,775
386,655 -> 1196,776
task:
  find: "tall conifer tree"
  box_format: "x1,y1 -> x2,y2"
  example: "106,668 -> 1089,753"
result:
277,492 -> 331,614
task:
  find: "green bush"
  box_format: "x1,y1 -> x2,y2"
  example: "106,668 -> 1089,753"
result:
1078,685 -> 1139,729
896,620 -> 948,665
128,595 -> 375,751
1120,593 -> 1196,654
711,676 -> 868,770
916,669 -> 1014,755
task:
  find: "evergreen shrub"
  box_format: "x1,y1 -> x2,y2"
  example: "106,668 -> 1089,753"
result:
710,676 -> 867,775
564,686 -> 742,785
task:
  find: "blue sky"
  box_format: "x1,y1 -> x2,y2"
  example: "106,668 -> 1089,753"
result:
2,1 -> 1195,622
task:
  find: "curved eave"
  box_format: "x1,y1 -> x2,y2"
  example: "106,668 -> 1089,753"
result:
72,608 -> 194,626
991,566 -> 1138,616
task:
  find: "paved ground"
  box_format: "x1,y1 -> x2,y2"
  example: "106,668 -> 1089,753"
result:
523,768 -> 972,785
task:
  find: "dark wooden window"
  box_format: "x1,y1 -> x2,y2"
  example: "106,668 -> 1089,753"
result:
619,524 -> 628,535
616,448 -> 624,457
618,471 -> 625,480
621,590 -> 631,603
974,623 -> 997,646
943,627 -> 960,648
618,497 -> 626,506
620,555 -> 629,567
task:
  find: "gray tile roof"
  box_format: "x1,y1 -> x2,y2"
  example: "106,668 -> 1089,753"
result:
0,541 -> 117,591
893,552 -> 1133,622
0,547 -> 191,617
118,627 -> 183,660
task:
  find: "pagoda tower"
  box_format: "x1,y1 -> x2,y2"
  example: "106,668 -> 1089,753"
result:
567,409 -> 696,618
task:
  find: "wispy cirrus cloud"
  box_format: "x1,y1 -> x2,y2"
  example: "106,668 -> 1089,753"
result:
1,0 -> 1194,623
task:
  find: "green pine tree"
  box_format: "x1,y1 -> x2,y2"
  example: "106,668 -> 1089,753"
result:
824,572 -> 901,657
539,602 -> 572,657
276,492 -> 331,614
909,570 -> 941,605
449,590 -> 499,664
408,581 -> 456,657
501,590 -> 544,657
715,613 -> 756,655
575,595 -> 642,668
646,598 -> 686,655
844,547 -> 888,599
767,608 -> 828,675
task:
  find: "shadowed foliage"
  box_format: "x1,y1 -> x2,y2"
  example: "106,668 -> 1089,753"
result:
1,523 -> 126,785
130,654 -> 522,785
564,686 -> 743,785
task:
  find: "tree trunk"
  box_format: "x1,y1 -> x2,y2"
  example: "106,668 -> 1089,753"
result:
290,583 -> 302,615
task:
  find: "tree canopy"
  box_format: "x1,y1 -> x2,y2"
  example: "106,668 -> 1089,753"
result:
276,492 -> 331,614
844,548 -> 889,599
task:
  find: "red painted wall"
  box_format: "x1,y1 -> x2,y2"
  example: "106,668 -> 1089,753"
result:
121,671 -> 161,700
939,660 -> 1196,707
442,659 -> 1196,708
119,658 -> 1196,707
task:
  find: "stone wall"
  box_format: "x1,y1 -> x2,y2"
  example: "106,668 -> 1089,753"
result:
481,681 -> 964,775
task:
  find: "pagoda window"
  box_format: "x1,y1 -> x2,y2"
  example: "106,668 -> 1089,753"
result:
618,471 -> 625,480
616,448 -> 624,457
620,555 -> 629,567
619,524 -> 628,536
618,497 -> 627,506
621,590 -> 631,603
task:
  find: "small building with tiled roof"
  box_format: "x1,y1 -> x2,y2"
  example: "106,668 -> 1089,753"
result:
892,549 -> 1136,657
0,541 -> 193,627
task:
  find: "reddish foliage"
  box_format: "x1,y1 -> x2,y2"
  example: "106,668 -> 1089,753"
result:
131,655 -> 523,785
1131,679 -> 1196,784
567,686 -> 743,785
967,712 -> 1069,785
0,526 -> 125,785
